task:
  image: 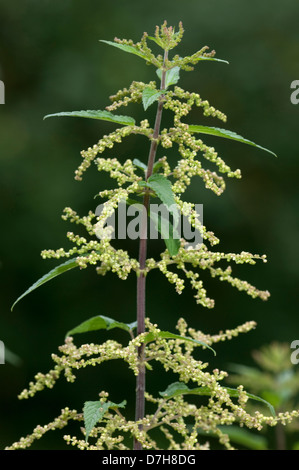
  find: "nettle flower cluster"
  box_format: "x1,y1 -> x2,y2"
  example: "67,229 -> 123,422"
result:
41,23 -> 270,309
6,319 -> 299,450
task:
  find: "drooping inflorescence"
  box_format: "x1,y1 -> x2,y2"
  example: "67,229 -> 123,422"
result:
40,22 -> 270,309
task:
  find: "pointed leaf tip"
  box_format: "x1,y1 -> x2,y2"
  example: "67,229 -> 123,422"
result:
144,331 -> 216,355
84,400 -> 126,442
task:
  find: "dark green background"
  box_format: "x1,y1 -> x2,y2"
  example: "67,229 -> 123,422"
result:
1,0 -> 299,449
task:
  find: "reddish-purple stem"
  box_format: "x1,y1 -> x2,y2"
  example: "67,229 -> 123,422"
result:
134,50 -> 168,450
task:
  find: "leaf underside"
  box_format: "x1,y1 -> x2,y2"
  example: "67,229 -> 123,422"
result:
149,210 -> 180,257
44,110 -> 135,126
159,381 -> 276,417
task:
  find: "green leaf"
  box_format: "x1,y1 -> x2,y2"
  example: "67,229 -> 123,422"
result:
133,158 -> 147,172
11,258 -> 79,311
156,66 -> 180,88
66,315 -> 137,338
142,87 -> 165,111
3,347 -> 23,367
260,390 -> 283,409
146,174 -> 179,227
159,381 -> 275,416
144,332 -> 216,355
100,40 -> 149,61
149,210 -> 180,256
44,110 -> 135,126
159,381 -> 190,398
126,197 -> 180,256
188,125 -> 277,157
228,363 -> 262,376
147,35 -> 163,48
218,425 -> 267,450
84,401 -> 110,442
152,160 -> 165,174
84,400 -> 126,442
195,425 -> 268,450
126,197 -> 142,206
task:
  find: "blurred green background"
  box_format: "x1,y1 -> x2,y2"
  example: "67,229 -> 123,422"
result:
1,0 -> 299,449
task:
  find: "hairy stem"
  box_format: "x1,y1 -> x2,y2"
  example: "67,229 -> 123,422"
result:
134,49 -> 168,450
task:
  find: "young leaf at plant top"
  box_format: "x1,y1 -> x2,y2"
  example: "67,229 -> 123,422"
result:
44,110 -> 135,126
188,125 -> 277,157
66,315 -> 137,338
84,400 -> 126,442
11,258 -> 79,311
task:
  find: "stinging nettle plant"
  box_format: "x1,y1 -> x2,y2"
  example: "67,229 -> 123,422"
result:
7,21 -> 299,451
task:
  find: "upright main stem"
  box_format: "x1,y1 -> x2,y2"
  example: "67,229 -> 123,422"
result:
134,50 -> 168,450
